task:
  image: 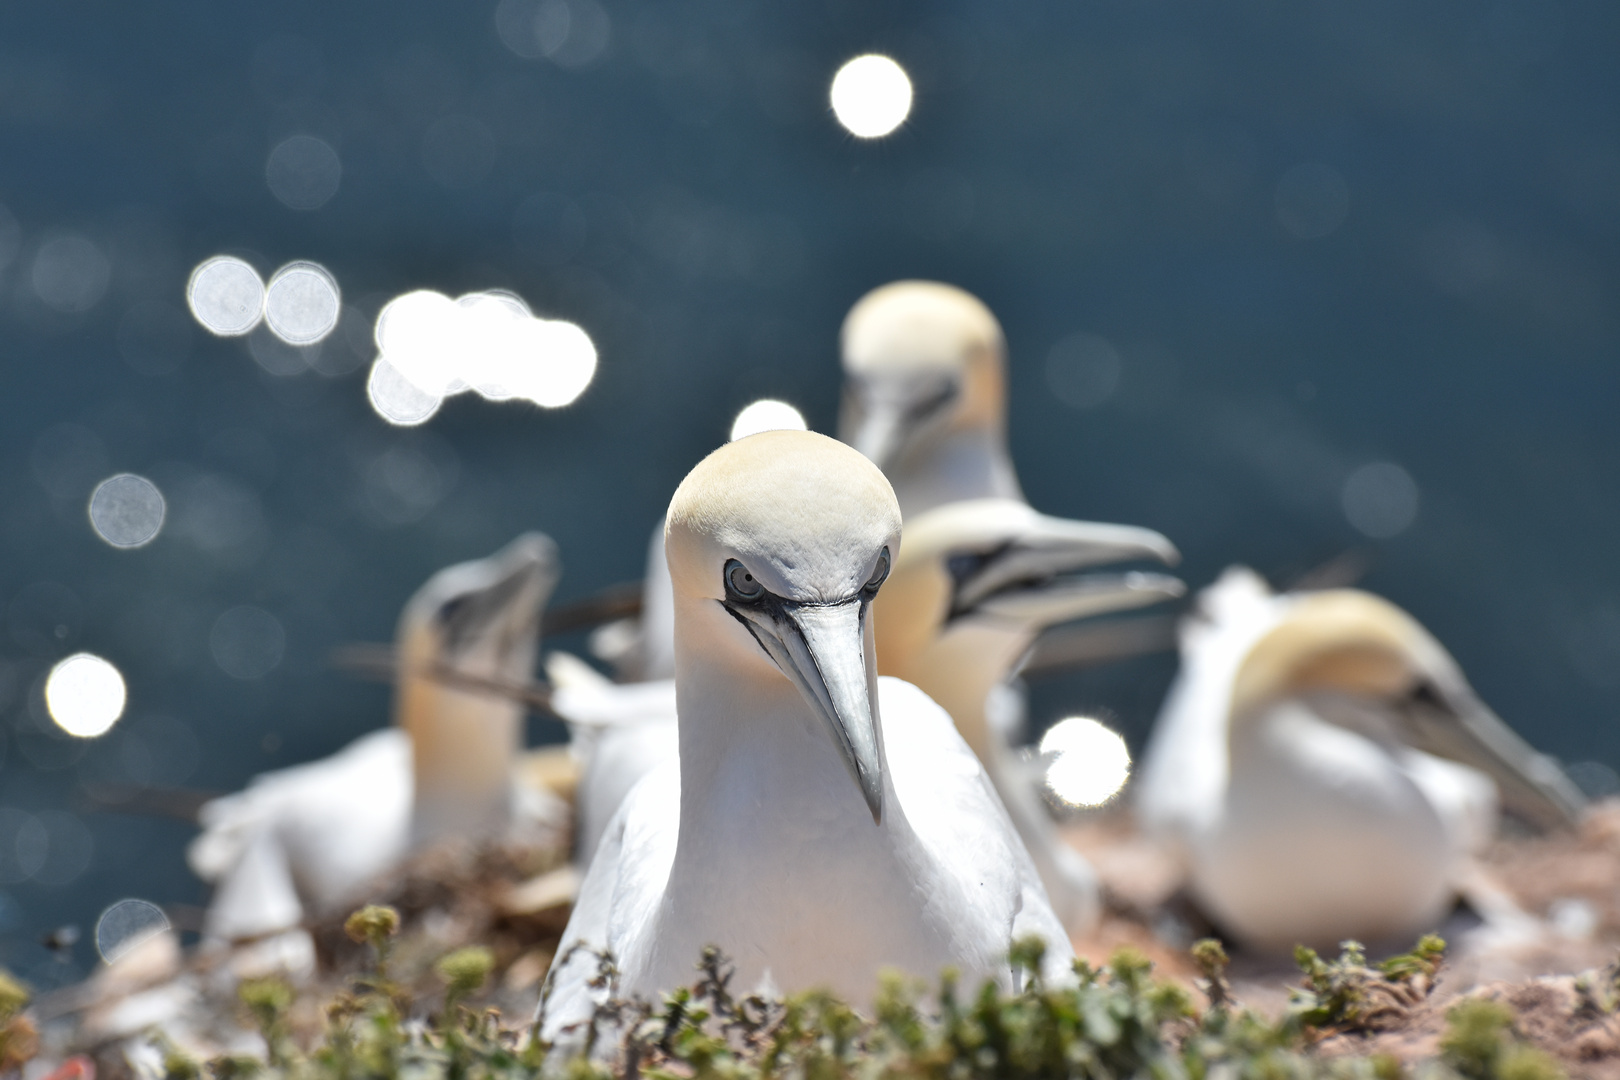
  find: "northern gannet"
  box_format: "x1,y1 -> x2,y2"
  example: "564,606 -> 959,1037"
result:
839,281 -> 1021,520
540,431 -> 1071,1036
1134,567 -> 1587,953
873,498 -> 1182,931
189,534 -> 567,956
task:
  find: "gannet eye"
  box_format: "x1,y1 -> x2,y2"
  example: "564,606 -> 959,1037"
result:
437,595 -> 470,626
862,547 -> 891,597
724,559 -> 764,601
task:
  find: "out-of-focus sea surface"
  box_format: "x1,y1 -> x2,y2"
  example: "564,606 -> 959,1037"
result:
0,0 -> 1616,984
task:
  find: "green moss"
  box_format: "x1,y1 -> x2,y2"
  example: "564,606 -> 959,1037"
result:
1440,998 -> 1564,1080
437,945 -> 495,1010
138,912 -> 1578,1080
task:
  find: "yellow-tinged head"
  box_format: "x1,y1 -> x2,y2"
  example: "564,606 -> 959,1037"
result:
665,430 -> 901,822
1229,589 -> 1446,720
838,281 -> 1008,475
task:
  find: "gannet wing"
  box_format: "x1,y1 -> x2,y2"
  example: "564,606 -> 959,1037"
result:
540,759 -> 679,1043
198,817 -> 306,941
878,678 -> 1076,986
190,730 -> 411,931
1392,683 -> 1586,830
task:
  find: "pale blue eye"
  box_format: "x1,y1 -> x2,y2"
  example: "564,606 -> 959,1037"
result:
725,559 -> 763,600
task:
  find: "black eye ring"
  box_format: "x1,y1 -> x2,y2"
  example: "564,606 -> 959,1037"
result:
724,559 -> 764,601
862,547 -> 891,596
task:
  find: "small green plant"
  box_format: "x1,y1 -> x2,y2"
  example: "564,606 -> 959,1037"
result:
1291,936 -> 1446,1034
1192,936 -> 1235,1012
437,945 -> 495,1009
1440,998 -> 1563,1080
131,911 -> 1585,1080
344,904 -> 401,974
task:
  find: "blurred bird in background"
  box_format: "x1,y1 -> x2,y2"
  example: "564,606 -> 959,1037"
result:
1134,567 -> 1587,953
873,498 -> 1181,931
187,534 -> 567,973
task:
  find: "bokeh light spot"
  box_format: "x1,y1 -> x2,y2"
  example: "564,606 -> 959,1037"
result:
1341,462 -> 1419,539
266,135 -> 342,211
1040,716 -> 1132,808
1276,162 -> 1350,240
187,256 -> 265,336
0,810 -> 47,884
523,319 -> 597,407
1045,333 -> 1122,410
31,234 -> 111,314
209,606 -> 286,680
729,399 -> 808,442
96,898 -> 170,964
830,55 -> 912,138
88,474 -> 166,548
264,261 -> 341,344
366,287 -> 597,421
44,653 -> 127,738
368,358 -> 444,426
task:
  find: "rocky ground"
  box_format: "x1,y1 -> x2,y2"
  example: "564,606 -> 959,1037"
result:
15,799 -> 1620,1077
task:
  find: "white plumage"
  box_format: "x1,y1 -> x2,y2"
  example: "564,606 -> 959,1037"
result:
873,497 -> 1182,932
540,432 -> 1071,1040
1135,567 -> 1585,952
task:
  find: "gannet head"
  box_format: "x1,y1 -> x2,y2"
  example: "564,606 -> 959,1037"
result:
838,281 -> 1007,482
1228,590 -> 1446,721
1223,584 -> 1587,829
396,532 -> 561,688
666,430 -> 900,823
873,498 -> 1181,755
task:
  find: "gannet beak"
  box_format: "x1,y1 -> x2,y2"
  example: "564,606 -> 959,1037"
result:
950,518 -> 1183,628
845,397 -> 909,474
437,534 -> 559,660
1400,682 -> 1588,829
730,595 -> 884,823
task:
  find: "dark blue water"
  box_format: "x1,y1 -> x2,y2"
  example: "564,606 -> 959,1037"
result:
0,0 -> 1616,984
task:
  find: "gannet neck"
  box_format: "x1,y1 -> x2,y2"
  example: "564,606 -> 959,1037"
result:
392,533 -> 558,845
886,425 -> 1023,520
398,662 -> 522,842
883,621 -> 1031,762
672,626 -> 904,848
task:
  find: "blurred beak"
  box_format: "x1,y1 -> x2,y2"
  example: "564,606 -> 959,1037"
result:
1399,682 -> 1587,830
845,397 -> 908,474
950,517 -> 1183,629
440,534 -> 560,660
726,595 -> 884,823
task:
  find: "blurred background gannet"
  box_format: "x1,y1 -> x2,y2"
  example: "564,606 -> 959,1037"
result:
188,534 -> 567,962
839,281 -> 1020,520
1135,567 -> 1587,953
540,432 -> 1071,1037
873,498 -> 1182,931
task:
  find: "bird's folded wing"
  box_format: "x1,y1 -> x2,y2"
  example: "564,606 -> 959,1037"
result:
539,759 -> 679,1044
876,678 -> 1076,985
